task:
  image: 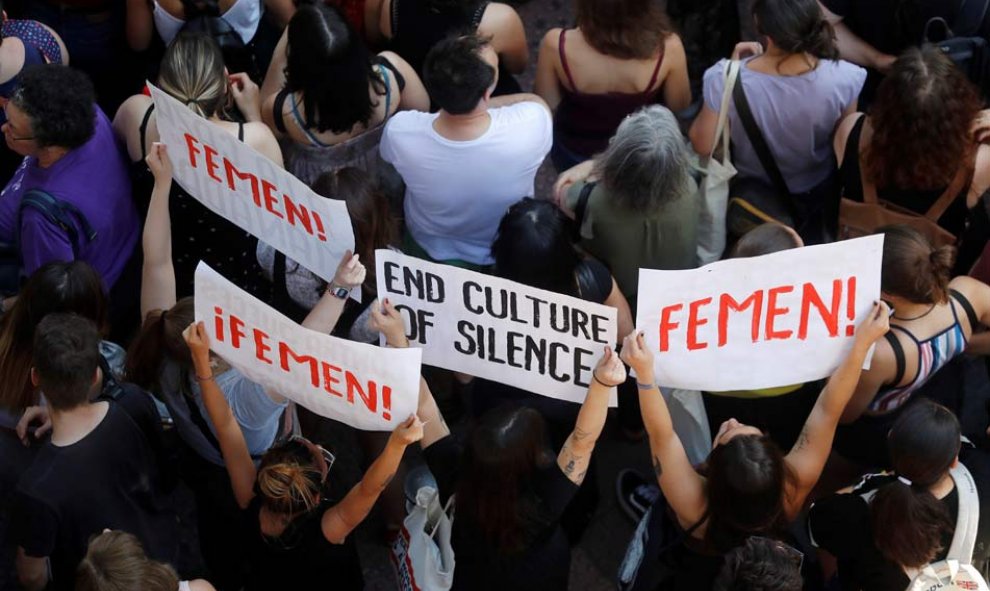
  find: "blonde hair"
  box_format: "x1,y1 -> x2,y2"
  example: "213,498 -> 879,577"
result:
256,439 -> 324,515
76,531 -> 179,591
158,32 -> 227,118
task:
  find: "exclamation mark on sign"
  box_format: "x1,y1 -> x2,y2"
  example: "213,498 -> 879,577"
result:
845,277 -> 857,336
381,385 -> 392,421
312,211 -> 328,242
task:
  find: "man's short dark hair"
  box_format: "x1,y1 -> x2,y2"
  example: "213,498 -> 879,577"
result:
712,537 -> 804,591
32,313 -> 101,411
11,65 -> 95,149
423,33 -> 496,115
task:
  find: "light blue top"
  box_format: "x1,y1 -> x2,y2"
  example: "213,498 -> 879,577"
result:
703,57 -> 866,193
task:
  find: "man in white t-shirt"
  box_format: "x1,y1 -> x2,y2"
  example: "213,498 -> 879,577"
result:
380,33 -> 553,268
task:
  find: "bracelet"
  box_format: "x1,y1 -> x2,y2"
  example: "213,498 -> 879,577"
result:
592,370 -> 622,388
194,373 -> 215,382
327,283 -> 351,300
636,381 -> 656,391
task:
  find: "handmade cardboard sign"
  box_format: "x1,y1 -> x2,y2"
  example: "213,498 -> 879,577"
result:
194,263 -> 420,431
376,250 -> 619,406
636,235 -> 884,391
151,84 -> 355,289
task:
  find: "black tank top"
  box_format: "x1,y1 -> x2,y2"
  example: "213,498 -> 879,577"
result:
839,115 -> 971,236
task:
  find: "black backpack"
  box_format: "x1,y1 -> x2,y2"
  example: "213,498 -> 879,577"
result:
179,0 -> 260,81
924,0 -> 990,97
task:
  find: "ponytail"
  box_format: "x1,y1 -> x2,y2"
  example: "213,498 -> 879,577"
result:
125,298 -> 196,390
256,439 -> 324,516
872,399 -> 961,568
928,245 -> 954,303
870,478 -> 952,567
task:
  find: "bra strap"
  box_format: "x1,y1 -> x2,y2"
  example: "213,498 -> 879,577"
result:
558,29 -> 577,90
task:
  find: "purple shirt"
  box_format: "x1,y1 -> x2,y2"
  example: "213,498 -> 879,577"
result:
0,108 -> 137,288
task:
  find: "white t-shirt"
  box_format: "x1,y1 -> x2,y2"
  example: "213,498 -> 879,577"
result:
380,101 -> 552,265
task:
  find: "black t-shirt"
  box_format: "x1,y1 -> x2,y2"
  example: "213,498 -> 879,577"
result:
242,497 -> 364,591
13,400 -> 178,591
809,447 -> 990,591
821,0 -> 965,55
423,435 -> 579,591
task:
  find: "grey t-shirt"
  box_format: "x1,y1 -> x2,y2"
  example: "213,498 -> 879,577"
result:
158,362 -> 287,465
704,57 -> 866,193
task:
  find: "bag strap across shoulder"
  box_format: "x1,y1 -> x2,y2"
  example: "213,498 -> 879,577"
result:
571,181 -> 595,241
947,463 -> 980,563
710,60 -> 741,161
17,189 -> 97,257
731,71 -> 791,198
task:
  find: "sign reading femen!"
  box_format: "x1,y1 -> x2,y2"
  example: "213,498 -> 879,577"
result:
151,84 -> 355,289
195,263 -> 420,431
376,250 -> 619,406
636,235 -> 884,391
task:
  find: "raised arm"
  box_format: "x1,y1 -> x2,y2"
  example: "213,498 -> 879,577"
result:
141,143 -> 177,320
557,346 -> 625,485
300,252 -> 367,334
622,331 -> 708,529
785,301 -> 890,513
184,321 -> 257,509
321,415 -> 423,543
369,299 -> 451,449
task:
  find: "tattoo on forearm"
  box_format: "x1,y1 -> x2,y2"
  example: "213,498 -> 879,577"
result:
794,427 -> 811,452
564,459 -> 576,476
652,455 -> 663,479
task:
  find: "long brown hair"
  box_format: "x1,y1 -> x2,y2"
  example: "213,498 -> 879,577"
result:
125,298 -> 196,391
456,405 -> 555,553
76,530 -> 179,591
865,45 -> 981,190
0,261 -> 107,411
575,0 -> 671,60
311,167 -> 397,296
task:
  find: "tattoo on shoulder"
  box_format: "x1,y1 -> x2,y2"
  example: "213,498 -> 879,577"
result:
652,455 -> 662,479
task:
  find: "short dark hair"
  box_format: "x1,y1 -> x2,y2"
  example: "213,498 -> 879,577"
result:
11,65 -> 95,149
423,33 -> 495,115
713,536 -> 804,591
32,313 -> 101,411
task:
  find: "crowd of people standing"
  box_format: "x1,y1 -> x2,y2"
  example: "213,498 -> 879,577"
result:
0,0 -> 989,590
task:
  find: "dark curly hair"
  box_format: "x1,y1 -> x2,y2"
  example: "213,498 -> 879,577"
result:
865,45 -> 981,190
575,0 -> 672,60
10,65 -> 95,149
712,536 -> 804,591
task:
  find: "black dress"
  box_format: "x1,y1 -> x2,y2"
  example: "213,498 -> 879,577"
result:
131,104 -> 270,302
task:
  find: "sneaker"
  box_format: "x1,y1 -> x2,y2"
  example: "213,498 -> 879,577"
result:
616,469 -> 659,525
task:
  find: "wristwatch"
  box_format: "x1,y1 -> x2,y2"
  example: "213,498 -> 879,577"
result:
327,283 -> 351,300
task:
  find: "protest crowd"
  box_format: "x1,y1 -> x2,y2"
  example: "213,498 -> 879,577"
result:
3,0 -> 990,589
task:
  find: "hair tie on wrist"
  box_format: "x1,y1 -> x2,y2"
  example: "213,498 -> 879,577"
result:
592,370 -> 620,388
897,475 -> 913,487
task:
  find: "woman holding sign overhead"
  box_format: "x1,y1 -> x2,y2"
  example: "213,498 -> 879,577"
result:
833,225 -> 990,471
622,300 -> 891,588
181,320 -> 423,591
127,143 -> 366,591
113,32 -> 284,303
375,299 -> 625,591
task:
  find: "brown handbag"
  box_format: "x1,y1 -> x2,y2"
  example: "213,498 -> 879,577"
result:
838,145 -> 970,248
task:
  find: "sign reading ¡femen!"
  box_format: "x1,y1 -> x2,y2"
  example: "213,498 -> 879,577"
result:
151,83 -> 355,291
636,235 -> 884,391
195,263 -> 421,431
376,250 -> 619,406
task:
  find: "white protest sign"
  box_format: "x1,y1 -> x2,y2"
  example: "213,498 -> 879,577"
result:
151,84 -> 355,289
194,262 -> 420,431
376,250 -> 619,406
636,235 -> 884,391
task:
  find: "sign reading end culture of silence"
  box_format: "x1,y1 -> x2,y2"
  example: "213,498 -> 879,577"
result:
194,263 -> 421,431
150,84 -> 357,297
637,235 -> 884,391
376,250 -> 619,406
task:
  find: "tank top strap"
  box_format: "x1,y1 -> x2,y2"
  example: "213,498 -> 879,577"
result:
470,1 -> 489,27
558,29 -> 578,90
645,46 -> 665,92
237,121 -> 244,141
949,288 -> 979,330
884,330 -> 907,386
139,103 -> 156,161
377,63 -> 392,117
272,87 -> 291,134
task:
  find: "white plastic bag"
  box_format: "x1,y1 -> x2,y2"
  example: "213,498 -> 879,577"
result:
390,486 -> 455,591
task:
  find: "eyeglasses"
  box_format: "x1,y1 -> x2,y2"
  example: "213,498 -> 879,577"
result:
750,536 -> 804,571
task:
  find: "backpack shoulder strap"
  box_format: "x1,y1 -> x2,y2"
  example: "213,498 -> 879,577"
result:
18,189 -> 97,253
571,181 -> 595,241
925,163 -> 973,222
947,462 -> 980,563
